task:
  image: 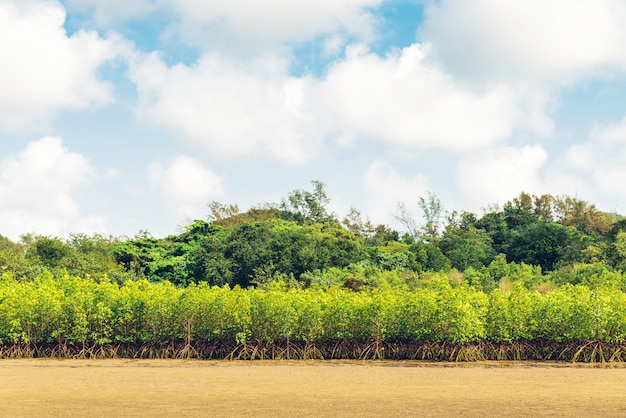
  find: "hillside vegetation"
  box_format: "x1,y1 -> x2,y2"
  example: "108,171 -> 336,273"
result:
2,182 -> 626,360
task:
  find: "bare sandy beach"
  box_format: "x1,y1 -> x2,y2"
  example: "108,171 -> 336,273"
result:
1,360 -> 625,417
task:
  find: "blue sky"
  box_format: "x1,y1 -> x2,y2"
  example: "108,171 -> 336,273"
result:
2,0 -> 626,240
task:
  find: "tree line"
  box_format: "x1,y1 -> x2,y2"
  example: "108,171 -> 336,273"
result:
2,181 -> 626,291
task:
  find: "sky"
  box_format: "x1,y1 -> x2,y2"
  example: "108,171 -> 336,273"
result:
2,0 -> 626,241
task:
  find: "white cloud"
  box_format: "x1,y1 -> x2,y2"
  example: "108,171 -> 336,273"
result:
420,0 -> 626,84
0,137 -> 106,240
103,168 -> 121,179
563,117 -> 626,198
321,44 -> 552,151
0,1 -> 129,131
163,0 -> 383,51
456,145 -> 549,208
452,118 -> 626,213
323,34 -> 346,57
148,155 -> 224,219
131,43 -> 556,161
362,160 -> 429,226
63,0 -> 162,24
63,0 -> 383,50
130,52 -> 324,162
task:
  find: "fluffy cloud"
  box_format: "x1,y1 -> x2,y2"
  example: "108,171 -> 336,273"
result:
148,155 -> 224,219
63,0 -> 161,24
321,44 -> 552,151
167,0 -> 383,50
362,160 -> 429,225
64,0 -> 383,50
563,117 -> 626,198
420,0 -> 626,84
454,118 -> 626,212
130,52 -> 324,162
0,1 -> 128,131
456,145 -> 549,208
131,43 -> 555,161
0,137 -> 106,240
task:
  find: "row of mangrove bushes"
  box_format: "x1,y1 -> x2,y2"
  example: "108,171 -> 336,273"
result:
2,272 -> 626,352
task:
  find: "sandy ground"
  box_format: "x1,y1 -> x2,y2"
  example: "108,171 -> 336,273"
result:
0,360 -> 625,417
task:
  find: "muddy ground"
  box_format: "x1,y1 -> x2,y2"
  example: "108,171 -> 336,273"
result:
0,360 -> 625,417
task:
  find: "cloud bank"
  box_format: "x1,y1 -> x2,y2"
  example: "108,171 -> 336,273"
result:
0,137 -> 106,240
148,155 -> 224,220
420,0 -> 626,84
0,1 -> 128,131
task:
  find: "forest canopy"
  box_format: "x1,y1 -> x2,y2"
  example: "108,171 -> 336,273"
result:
1,182 -> 626,293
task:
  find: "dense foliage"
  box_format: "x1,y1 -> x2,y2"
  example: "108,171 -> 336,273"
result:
2,185 -> 625,291
1,273 -> 626,361
2,183 -> 626,360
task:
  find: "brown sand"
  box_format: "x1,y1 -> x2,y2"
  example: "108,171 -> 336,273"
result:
0,359 -> 625,417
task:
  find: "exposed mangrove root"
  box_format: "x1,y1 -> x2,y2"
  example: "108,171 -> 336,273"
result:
2,340 -> 626,362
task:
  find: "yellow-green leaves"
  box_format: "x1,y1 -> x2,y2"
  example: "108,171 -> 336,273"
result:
1,275 -> 626,348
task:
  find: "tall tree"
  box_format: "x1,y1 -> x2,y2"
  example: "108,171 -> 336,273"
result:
510,192 -> 533,211
394,201 -> 420,242
418,192 -> 444,239
280,180 -> 334,225
395,192 -> 444,242
207,201 -> 242,226
342,207 -> 375,237
507,221 -> 583,271
439,225 -> 495,271
554,196 -> 613,236
533,194 -> 555,222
